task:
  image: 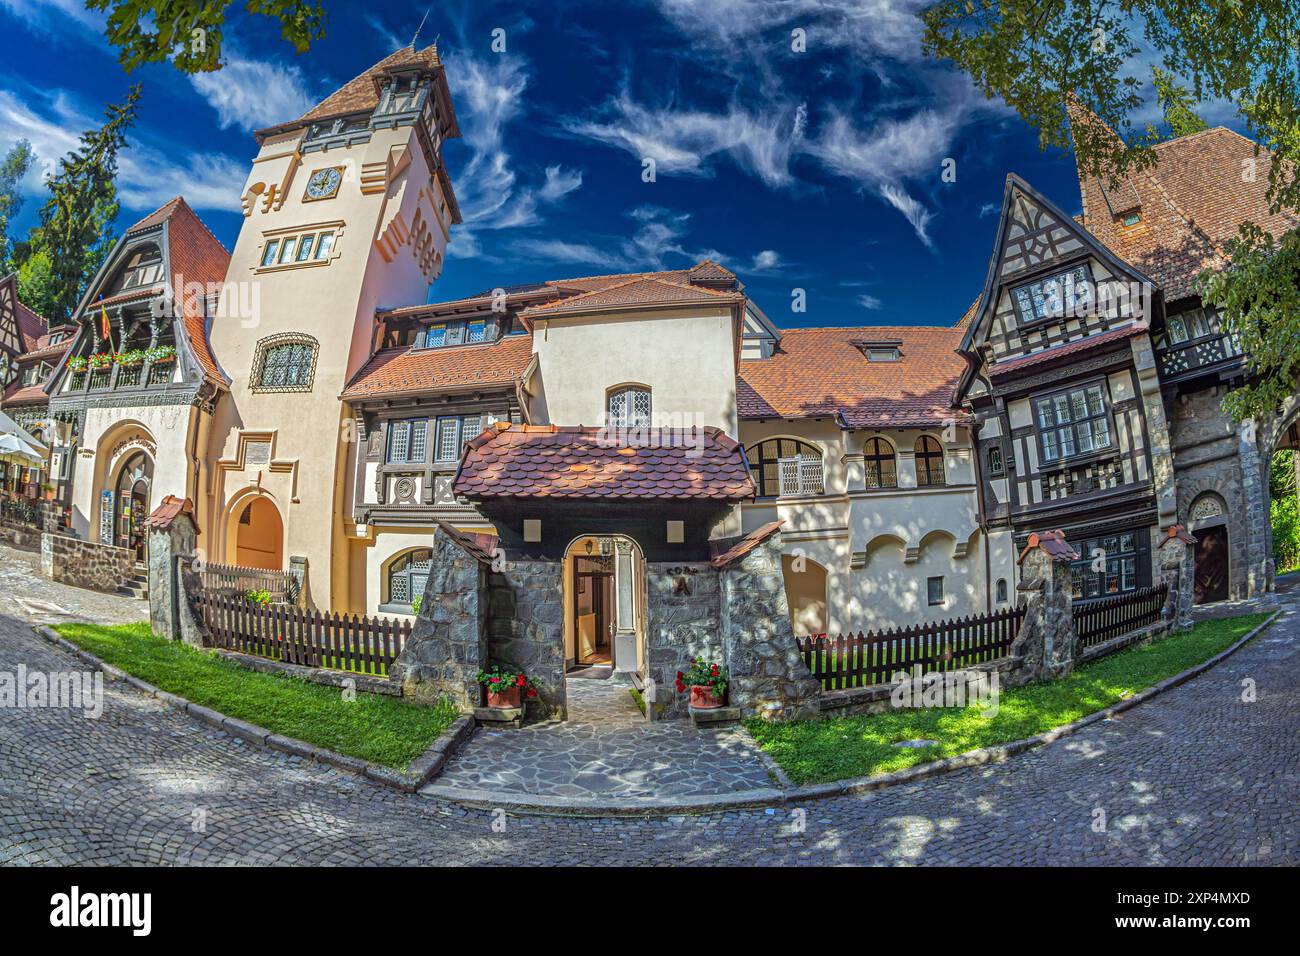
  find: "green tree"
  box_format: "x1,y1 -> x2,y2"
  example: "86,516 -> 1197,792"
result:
16,250 -> 60,320
86,0 -> 327,74
0,139 -> 34,271
1151,67 -> 1209,138
1270,449 -> 1296,500
922,1 -> 1300,423
22,85 -> 142,324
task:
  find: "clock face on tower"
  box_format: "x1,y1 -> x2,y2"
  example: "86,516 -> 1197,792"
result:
303,166 -> 343,202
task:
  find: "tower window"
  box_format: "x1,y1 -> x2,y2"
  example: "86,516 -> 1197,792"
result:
251,334 -> 318,392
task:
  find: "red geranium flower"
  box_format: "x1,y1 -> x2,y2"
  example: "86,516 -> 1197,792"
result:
710,664 -> 719,676
516,674 -> 526,687
676,671 -> 684,680
489,676 -> 500,684
527,688 -> 538,698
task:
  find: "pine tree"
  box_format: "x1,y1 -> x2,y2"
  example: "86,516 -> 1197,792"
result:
0,139 -> 34,271
22,85 -> 141,324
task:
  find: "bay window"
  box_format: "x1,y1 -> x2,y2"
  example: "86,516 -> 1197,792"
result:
1034,382 -> 1113,465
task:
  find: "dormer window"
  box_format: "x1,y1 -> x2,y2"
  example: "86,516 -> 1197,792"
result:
1122,212 -> 1142,226
1011,264 -> 1092,324
420,318 -> 497,350
853,340 -> 901,362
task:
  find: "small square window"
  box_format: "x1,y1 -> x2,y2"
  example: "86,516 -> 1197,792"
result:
927,576 -> 944,606
523,519 -> 541,543
666,520 -> 684,544
261,240 -> 280,266
278,238 -> 297,264
1122,212 -> 1142,226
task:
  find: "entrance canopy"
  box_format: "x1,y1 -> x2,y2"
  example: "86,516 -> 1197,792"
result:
454,423 -> 754,500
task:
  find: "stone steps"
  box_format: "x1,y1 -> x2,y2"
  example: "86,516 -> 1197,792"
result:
116,571 -> 149,600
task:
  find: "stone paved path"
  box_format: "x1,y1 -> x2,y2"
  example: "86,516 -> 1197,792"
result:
430,676 -> 776,799
0,542 -> 146,627
0,540 -> 1296,865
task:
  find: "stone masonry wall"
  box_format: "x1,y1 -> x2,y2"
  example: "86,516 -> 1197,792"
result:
644,562 -> 723,720
1167,386 -> 1252,599
485,559 -> 566,720
41,532 -> 134,594
720,537 -> 821,721
391,531 -> 487,710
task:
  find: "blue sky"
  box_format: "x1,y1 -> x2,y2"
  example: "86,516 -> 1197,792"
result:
0,0 -> 1221,327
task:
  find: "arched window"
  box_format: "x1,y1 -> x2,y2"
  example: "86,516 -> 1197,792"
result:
863,437 -> 897,488
607,385 -> 652,429
384,548 -> 432,612
746,438 -> 824,498
1190,492 -> 1226,522
996,578 -> 1008,603
252,334 -> 318,392
915,436 -> 946,487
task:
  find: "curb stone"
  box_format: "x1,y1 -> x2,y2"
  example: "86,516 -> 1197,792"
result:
425,609 -> 1282,816
32,611 -> 1280,815
30,625 -> 474,795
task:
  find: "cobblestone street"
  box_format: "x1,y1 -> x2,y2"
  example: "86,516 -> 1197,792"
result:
0,543 -> 1296,865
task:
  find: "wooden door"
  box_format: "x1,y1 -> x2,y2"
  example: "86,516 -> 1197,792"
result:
1193,526 -> 1229,605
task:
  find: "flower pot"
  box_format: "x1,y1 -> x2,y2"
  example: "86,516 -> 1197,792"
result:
486,685 -> 521,709
690,685 -> 723,709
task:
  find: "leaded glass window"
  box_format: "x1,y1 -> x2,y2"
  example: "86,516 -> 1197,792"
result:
386,419 -> 427,464
915,436 -> 946,487
745,438 -> 824,498
1012,264 -> 1092,323
1070,531 -> 1148,599
863,437 -> 897,488
387,549 -> 432,608
607,386 -> 652,429
257,340 -> 316,390
1033,383 -> 1112,464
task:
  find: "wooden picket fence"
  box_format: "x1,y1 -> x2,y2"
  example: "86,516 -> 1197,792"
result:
195,590 -> 410,676
796,605 -> 1026,691
1072,583 -> 1168,649
200,561 -> 297,604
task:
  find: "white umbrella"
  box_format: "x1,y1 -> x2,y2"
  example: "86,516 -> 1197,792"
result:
0,433 -> 43,465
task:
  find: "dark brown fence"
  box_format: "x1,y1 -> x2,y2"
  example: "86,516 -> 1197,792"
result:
1072,583 -> 1167,649
200,561 -> 297,604
194,590 -> 410,676
796,605 -> 1026,691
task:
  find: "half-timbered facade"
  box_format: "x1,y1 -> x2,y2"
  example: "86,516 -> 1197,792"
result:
44,197 -> 230,558
957,173 -> 1169,601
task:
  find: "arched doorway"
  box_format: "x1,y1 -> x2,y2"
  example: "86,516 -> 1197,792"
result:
232,496 -> 284,571
113,451 -> 153,561
562,534 -> 646,678
1189,493 -> 1230,604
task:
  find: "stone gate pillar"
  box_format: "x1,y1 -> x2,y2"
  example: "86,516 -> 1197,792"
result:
1012,530 -> 1080,681
1157,524 -> 1196,631
391,525 -> 490,710
717,524 -> 820,721
143,496 -> 206,647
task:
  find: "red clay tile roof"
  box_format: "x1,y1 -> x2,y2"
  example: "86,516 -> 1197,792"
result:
455,423 -> 755,501
144,495 -> 199,534
710,521 -> 783,568
2,382 -> 50,405
433,518 -> 499,564
988,324 -> 1145,379
520,275 -> 743,317
341,334 -> 534,399
1069,102 -> 1299,300
294,45 -> 443,126
389,262 -> 740,322
1018,529 -> 1080,563
122,197 -> 231,387
738,326 -> 966,427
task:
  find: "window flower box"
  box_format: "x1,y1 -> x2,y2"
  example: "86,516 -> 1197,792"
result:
145,345 -> 176,365
66,356 -> 88,373
115,349 -> 146,368
85,352 -> 114,371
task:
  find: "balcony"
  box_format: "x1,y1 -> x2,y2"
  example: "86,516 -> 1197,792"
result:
1157,332 -> 1244,381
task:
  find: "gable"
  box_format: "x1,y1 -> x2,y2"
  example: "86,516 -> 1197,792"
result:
961,175 -> 1155,391
0,276 -> 24,366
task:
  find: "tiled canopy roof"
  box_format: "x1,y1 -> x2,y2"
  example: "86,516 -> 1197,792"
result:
738,326 -> 966,427
1069,101 -> 1299,300
988,324 -> 1145,379
520,274 -> 743,317
454,423 -> 755,501
341,334 -> 534,399
710,521 -> 783,568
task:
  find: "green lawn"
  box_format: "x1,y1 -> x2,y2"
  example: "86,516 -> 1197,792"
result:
54,622 -> 458,769
749,612 -> 1271,786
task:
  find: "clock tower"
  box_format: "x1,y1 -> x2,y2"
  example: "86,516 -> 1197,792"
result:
204,44 -> 461,608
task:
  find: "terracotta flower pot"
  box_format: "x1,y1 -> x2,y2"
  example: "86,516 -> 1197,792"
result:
690,684 -> 723,709
486,685 -> 521,709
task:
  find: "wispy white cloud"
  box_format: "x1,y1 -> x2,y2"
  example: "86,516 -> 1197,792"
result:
565,93 -> 803,187
0,0 -> 101,32
750,249 -> 782,272
189,55 -> 316,131
978,201 -> 999,218
539,164 -> 582,202
0,85 -> 245,214
857,293 -> 883,310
